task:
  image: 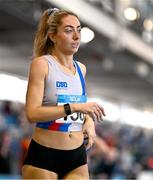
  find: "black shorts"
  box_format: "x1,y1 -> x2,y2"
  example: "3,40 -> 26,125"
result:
23,139 -> 87,179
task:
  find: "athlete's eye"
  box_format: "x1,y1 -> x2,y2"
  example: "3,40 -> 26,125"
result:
77,28 -> 81,33
65,29 -> 73,33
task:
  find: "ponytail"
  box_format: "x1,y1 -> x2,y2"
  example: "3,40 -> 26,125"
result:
33,10 -> 54,57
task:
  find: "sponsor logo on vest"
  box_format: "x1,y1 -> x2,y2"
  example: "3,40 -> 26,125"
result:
56,81 -> 68,88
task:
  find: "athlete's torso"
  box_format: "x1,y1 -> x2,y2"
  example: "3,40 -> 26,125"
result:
32,55 -> 87,149
36,55 -> 86,132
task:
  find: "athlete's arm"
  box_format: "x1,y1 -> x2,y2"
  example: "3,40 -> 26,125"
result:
26,58 -> 105,123
83,115 -> 96,149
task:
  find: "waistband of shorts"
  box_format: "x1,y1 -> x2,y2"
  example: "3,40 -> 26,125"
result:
31,139 -> 84,153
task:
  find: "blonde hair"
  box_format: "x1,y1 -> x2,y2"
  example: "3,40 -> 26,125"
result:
33,9 -> 78,58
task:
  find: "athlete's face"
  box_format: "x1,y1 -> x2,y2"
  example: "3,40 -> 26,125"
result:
53,15 -> 81,55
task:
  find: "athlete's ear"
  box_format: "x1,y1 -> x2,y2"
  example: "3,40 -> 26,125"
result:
48,33 -> 56,44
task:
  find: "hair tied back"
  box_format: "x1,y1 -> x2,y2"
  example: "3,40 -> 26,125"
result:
47,8 -> 60,16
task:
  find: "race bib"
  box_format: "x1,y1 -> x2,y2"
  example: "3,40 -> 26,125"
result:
56,95 -> 87,124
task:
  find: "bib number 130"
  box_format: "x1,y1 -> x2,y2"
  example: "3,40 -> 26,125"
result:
64,112 -> 84,121
56,112 -> 84,124
56,94 -> 87,124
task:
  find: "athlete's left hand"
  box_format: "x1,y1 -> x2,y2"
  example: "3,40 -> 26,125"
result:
82,115 -> 96,150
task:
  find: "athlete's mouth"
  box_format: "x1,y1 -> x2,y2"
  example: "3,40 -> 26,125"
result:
71,43 -> 79,48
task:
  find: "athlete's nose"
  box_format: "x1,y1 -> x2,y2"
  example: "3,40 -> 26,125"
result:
73,31 -> 80,40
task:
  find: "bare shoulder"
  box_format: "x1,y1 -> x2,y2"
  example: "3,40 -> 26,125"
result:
77,61 -> 87,77
27,56 -> 49,83
31,56 -> 48,68
30,56 -> 48,74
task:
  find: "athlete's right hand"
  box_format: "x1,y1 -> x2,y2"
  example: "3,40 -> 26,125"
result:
71,102 -> 106,122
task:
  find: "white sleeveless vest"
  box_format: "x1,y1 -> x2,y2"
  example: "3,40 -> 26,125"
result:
36,55 -> 87,132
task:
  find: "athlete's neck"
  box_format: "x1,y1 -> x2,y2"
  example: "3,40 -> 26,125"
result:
51,51 -> 73,68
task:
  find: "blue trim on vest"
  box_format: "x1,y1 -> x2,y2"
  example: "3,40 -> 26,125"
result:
37,121 -> 52,128
59,123 -> 71,131
74,61 -> 86,95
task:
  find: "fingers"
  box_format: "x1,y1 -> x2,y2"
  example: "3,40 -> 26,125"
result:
81,102 -> 106,122
85,136 -> 94,150
90,112 -> 97,122
97,104 -> 106,116
93,110 -> 101,122
95,107 -> 103,122
91,104 -> 106,122
84,131 -> 96,150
